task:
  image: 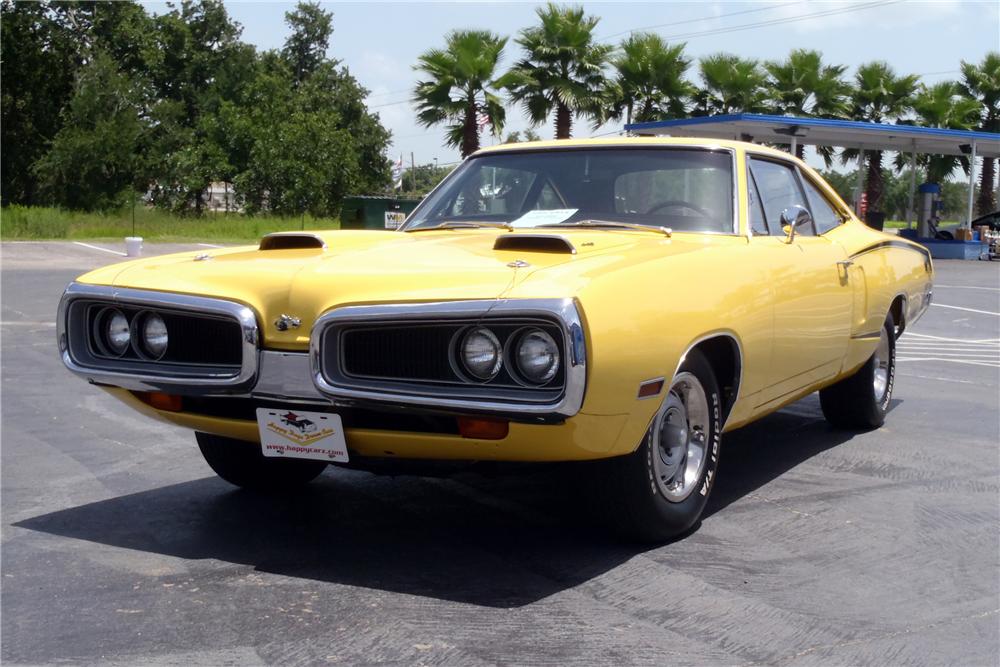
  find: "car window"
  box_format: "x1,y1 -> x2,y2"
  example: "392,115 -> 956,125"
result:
800,174 -> 843,234
405,148 -> 735,234
747,157 -> 815,236
446,166 -> 538,217
747,169 -> 768,235
614,165 -> 731,224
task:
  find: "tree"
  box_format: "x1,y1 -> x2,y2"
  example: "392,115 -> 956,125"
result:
145,0 -> 248,214
282,1 -> 334,84
32,52 -> 148,211
1,2 -> 80,205
611,33 -> 691,125
504,129 -> 542,143
692,53 -> 767,116
401,163 -> 453,195
412,30 -> 507,158
960,52 -> 1000,214
764,49 -> 849,159
500,3 -> 614,139
846,61 -> 918,214
910,81 -> 980,183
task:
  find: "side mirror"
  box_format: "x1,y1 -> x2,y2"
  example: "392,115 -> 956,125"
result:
780,205 -> 813,243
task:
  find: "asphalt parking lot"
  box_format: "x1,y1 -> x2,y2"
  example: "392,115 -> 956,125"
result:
2,241 -> 998,666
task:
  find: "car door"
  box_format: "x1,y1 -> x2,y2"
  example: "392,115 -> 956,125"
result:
747,156 -> 852,408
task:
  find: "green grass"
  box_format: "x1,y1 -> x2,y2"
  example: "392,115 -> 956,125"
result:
0,205 -> 340,242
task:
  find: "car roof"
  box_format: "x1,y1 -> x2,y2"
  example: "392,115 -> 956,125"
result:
473,136 -> 791,159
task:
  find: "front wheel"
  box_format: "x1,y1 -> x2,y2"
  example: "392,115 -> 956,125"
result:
196,432 -> 328,491
601,349 -> 723,542
819,314 -> 896,429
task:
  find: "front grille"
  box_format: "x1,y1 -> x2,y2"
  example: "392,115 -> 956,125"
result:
331,319 -> 566,392
342,325 -> 458,382
85,303 -> 242,366
66,298 -> 245,378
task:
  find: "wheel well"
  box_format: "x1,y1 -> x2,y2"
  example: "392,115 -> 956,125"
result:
889,295 -> 906,338
691,336 -> 742,424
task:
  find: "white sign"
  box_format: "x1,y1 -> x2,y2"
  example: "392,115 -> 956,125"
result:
510,208 -> 578,228
256,408 -> 349,462
385,210 -> 406,229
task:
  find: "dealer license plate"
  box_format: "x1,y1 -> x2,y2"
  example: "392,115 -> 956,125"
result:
256,408 -> 349,463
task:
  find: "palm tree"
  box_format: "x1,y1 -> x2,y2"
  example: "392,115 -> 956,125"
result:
691,53 -> 767,116
764,49 -> 849,160
610,33 -> 692,125
910,81 -> 981,183
960,52 -> 1000,214
845,61 -> 918,215
412,30 -> 507,158
499,3 -> 614,139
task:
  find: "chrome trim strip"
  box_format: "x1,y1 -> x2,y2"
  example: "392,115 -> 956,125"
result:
309,298 -> 588,419
251,351 -> 326,401
57,282 -> 260,394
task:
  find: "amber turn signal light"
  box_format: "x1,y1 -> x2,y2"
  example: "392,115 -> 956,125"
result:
135,391 -> 184,412
457,417 -> 509,440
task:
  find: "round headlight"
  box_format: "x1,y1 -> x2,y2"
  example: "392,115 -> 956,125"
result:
141,313 -> 168,359
515,329 -> 560,384
103,309 -> 131,356
459,327 -> 502,381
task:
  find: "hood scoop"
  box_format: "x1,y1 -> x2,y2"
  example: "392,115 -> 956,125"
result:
493,234 -> 576,255
259,232 -> 327,251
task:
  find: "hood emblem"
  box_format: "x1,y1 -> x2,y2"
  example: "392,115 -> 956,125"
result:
274,314 -> 301,331
507,259 -> 531,268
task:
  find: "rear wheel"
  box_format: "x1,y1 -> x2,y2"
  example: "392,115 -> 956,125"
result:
820,314 -> 896,429
196,432 -> 327,491
601,349 -> 722,542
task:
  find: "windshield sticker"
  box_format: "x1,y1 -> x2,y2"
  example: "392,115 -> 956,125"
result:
510,209 -> 578,228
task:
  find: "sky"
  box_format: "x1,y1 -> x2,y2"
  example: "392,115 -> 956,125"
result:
159,0 -> 1000,171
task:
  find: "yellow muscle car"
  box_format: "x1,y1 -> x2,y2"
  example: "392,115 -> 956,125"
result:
57,138 -> 933,540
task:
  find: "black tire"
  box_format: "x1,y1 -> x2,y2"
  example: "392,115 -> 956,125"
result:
819,314 -> 896,429
600,349 -> 723,543
196,432 -> 327,491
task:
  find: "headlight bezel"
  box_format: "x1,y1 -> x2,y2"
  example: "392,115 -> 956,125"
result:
136,311 -> 169,360
456,326 -> 504,382
509,327 -> 561,386
93,306 -> 131,357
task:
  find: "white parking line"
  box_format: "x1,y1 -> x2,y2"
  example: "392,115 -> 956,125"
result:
197,243 -> 223,248
931,303 -> 1000,316
903,332 -> 1000,344
897,357 -> 1000,368
72,241 -> 127,256
935,284 -> 1000,292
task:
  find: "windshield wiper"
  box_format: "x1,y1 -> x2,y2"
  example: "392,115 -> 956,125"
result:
405,221 -> 513,233
536,220 -> 672,237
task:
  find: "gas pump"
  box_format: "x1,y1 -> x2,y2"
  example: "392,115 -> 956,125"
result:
917,182 -> 943,238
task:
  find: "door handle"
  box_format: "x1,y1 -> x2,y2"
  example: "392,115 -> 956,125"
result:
836,260 -> 854,268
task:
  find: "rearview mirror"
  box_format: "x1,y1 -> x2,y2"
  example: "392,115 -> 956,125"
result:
780,205 -> 813,243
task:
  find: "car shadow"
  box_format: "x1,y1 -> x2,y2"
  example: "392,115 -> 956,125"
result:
13,394 -> 890,608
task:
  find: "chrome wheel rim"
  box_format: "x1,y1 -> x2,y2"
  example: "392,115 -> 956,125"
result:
652,372 -> 710,503
873,326 -> 891,403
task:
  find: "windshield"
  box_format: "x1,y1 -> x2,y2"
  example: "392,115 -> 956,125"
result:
403,148 -> 735,234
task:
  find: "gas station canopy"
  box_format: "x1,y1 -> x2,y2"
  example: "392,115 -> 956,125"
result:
625,113 -> 1000,158
625,113 -> 1000,231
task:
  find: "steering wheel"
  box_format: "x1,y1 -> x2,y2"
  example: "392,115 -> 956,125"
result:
645,200 -> 710,216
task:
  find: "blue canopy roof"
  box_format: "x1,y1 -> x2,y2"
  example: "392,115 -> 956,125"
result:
626,113 -> 1000,158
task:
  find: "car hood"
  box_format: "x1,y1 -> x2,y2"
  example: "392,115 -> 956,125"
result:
77,228 -> 717,349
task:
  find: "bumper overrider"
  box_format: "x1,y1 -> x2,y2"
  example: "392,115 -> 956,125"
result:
57,283 -> 588,423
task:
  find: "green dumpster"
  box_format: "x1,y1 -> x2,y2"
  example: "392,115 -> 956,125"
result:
339,195 -> 421,231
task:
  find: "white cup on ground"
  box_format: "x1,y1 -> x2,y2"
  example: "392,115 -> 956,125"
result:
125,236 -> 143,257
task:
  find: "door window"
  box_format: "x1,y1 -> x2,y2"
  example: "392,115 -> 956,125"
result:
747,157 -> 815,236
799,175 -> 844,234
